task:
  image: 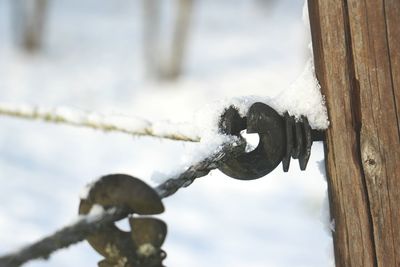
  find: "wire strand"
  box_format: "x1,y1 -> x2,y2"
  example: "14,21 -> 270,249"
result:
0,103 -> 200,142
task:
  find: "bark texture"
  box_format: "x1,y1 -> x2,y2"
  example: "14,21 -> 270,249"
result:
308,0 -> 400,266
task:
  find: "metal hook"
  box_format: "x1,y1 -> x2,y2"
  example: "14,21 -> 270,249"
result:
217,103 -> 285,180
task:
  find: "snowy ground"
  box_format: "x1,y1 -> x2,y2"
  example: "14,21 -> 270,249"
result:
0,0 -> 333,266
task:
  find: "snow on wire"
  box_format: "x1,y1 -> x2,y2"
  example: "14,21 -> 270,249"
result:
0,103 -> 200,142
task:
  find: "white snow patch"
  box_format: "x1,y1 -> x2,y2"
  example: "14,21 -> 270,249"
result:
302,0 -> 310,29
70,204 -> 106,225
191,63 -> 328,134
272,60 -> 329,129
152,120 -> 199,140
84,204 -> 106,223
151,133 -> 237,184
329,219 -> 336,232
87,204 -> 104,216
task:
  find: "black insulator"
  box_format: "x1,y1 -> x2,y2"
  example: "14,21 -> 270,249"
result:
218,102 -> 325,180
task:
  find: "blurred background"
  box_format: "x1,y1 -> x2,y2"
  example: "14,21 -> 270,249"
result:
0,0 -> 333,266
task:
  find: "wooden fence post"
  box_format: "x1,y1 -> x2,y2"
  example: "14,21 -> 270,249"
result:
307,0 -> 400,266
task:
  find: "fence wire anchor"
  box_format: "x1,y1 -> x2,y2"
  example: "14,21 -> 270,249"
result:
79,174 -> 167,267
218,102 -> 324,180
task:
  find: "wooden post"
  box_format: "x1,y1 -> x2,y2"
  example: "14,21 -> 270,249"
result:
308,0 -> 400,266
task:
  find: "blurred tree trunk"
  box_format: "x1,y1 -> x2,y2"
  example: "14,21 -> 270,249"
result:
308,0 -> 400,266
142,0 -> 193,81
255,0 -> 277,9
11,0 -> 48,52
160,0 -> 193,80
142,0 -> 160,78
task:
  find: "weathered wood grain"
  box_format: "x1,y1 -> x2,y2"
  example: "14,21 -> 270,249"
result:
308,0 -> 400,266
